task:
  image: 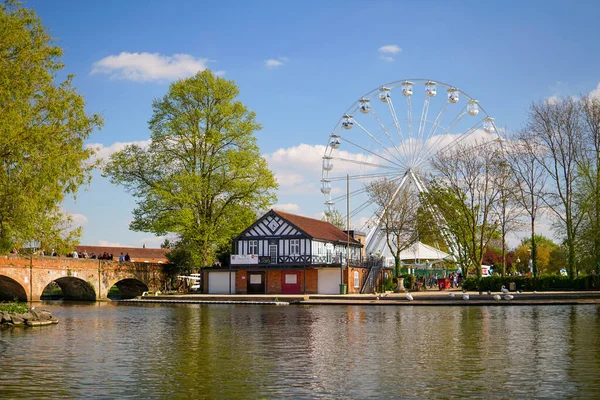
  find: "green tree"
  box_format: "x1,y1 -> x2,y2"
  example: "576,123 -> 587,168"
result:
104,70 -> 277,268
524,98 -> 584,278
548,246 -> 567,274
421,181 -> 474,275
323,209 -> 346,231
575,96 -> 600,273
513,235 -> 557,274
424,142 -> 503,278
0,1 -> 102,253
505,131 -> 547,278
366,179 -> 419,277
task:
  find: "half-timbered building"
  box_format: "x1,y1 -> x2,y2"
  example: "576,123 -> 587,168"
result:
204,209 -> 368,294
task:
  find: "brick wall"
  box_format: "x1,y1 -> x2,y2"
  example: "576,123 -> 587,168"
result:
266,270 -> 281,294
347,267 -> 368,294
236,270 -> 247,294
305,269 -> 318,294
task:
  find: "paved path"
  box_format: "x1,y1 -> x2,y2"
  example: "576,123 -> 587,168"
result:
125,289 -> 600,306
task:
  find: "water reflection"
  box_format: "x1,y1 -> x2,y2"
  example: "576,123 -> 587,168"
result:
1,303 -> 600,399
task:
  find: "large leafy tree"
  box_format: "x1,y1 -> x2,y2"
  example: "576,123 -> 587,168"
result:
0,1 -> 102,252
575,96 -> 600,272
513,235 -> 558,274
505,133 -> 547,277
524,98 -> 584,278
104,70 -> 277,268
424,142 -> 503,278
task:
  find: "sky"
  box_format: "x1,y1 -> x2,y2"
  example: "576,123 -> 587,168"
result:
24,0 -> 600,249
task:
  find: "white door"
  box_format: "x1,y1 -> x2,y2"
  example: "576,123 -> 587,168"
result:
318,268 -> 341,294
208,271 -> 235,294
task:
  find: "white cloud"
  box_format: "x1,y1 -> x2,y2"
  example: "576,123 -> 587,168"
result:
265,57 -> 289,69
378,45 -> 402,54
91,52 -> 223,82
590,82 -> 600,99
546,95 -> 560,105
70,213 -> 88,229
97,240 -> 122,247
377,45 -> 401,62
87,139 -> 152,164
274,171 -> 305,187
263,143 -> 380,200
273,203 -> 300,213
377,44 -> 402,62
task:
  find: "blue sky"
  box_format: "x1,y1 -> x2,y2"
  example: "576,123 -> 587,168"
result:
25,0 -> 600,248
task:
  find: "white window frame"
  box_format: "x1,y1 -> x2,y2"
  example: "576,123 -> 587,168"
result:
285,273 -> 297,284
269,244 -> 277,264
248,240 -> 258,255
290,239 -> 300,255
353,271 -> 360,288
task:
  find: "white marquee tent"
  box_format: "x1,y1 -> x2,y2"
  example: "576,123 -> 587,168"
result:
381,241 -> 451,268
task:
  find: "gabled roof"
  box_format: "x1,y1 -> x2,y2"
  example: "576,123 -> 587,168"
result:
272,210 -> 361,245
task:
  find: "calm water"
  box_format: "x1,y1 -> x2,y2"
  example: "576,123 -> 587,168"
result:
1,302 -> 600,399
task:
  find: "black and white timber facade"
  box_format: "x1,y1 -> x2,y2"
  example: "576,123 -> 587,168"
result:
230,209 -> 363,268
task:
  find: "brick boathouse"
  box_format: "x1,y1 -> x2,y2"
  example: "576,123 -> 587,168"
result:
203,209 -> 367,294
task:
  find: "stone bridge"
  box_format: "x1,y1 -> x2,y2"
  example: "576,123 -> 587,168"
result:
0,255 -> 168,301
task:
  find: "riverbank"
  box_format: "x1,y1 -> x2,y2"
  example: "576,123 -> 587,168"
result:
121,289 -> 600,306
0,306 -> 58,327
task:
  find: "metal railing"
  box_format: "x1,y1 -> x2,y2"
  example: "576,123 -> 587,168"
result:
361,257 -> 386,294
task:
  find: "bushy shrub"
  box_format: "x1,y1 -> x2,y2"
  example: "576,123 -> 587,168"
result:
384,277 -> 397,292
462,274 -> 600,291
0,300 -> 29,314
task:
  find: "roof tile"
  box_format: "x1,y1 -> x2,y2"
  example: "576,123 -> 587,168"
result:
272,210 -> 361,245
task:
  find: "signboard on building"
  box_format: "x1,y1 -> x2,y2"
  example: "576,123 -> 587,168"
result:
230,254 -> 259,265
258,256 -> 271,264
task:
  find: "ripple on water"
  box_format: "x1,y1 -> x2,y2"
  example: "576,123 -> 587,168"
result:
1,303 -> 600,399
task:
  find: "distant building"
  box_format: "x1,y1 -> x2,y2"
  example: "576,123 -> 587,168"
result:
75,245 -> 169,263
204,209 -> 368,294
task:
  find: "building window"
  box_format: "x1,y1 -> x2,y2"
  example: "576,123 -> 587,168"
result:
248,240 -> 258,255
285,274 -> 297,284
290,239 -> 299,255
353,271 -> 360,288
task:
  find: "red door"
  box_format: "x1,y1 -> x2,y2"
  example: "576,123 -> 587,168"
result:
281,271 -> 301,294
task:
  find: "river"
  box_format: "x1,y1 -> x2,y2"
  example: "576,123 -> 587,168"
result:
1,302 -> 600,399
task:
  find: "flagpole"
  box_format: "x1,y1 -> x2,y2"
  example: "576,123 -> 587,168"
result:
346,174 -> 350,292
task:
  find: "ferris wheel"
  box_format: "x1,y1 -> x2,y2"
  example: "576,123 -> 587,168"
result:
321,79 -> 502,256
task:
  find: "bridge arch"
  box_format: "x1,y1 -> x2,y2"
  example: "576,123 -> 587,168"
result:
108,278 -> 149,300
45,277 -> 97,301
0,275 -> 27,302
